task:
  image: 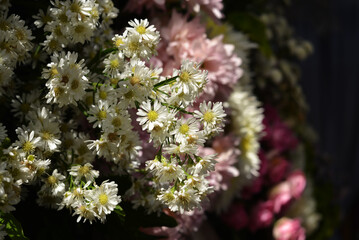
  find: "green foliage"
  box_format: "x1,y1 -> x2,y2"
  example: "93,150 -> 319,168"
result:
0,212 -> 29,240
228,12 -> 272,57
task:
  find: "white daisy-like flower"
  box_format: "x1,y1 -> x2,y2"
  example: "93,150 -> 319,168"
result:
122,33 -> 152,59
103,52 -> 124,78
171,186 -> 201,214
163,143 -> 197,156
148,158 -> 185,183
126,19 -> 160,44
87,100 -> 112,128
91,180 -> 121,216
95,84 -> 117,104
191,154 -> 217,175
31,120 -> 62,152
14,128 -> 41,154
136,100 -> 168,131
173,60 -> 207,95
69,163 -> 99,183
73,202 -> 97,224
171,118 -> 199,144
194,101 -> 226,134
112,34 -> 125,50
45,169 -> 66,196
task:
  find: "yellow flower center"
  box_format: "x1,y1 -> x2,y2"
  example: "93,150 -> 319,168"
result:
130,76 -> 140,85
179,124 -> 189,134
99,193 -> 108,205
23,141 -> 34,153
54,86 -> 64,97
124,90 -> 134,99
51,67 -> 58,77
112,117 -> 122,128
129,41 -> 139,51
99,91 -> 107,100
42,131 -> 52,140
203,111 -> 215,123
47,175 -> 57,185
71,79 -> 79,90
97,110 -> 107,120
115,38 -> 123,47
110,78 -> 119,85
179,71 -> 190,82
78,165 -> 90,175
74,24 -> 85,34
136,25 -> 146,34
147,110 -> 158,122
110,59 -> 119,69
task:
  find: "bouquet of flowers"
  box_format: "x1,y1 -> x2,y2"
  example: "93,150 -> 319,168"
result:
0,0 -> 338,239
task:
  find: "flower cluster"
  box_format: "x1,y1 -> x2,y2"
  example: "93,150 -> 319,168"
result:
60,164 -> 121,223
0,11 -> 34,93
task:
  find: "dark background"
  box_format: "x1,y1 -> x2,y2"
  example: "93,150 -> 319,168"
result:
288,0 -> 359,239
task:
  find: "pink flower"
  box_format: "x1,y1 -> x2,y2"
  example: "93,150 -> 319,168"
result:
273,218 -> 306,240
250,201 -> 274,231
154,13 -> 242,102
185,0 -> 224,19
287,170 -> 306,199
262,106 -> 298,153
221,203 -> 248,230
269,182 -> 292,213
267,156 -> 290,184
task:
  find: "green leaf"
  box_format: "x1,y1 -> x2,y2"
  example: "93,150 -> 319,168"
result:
228,12 -> 272,57
153,76 -> 178,89
0,212 -> 29,240
114,205 -> 126,219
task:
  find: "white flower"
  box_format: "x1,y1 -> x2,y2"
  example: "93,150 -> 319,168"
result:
88,101 -> 111,128
171,186 -> 201,214
137,100 -> 168,131
73,202 -> 97,224
91,181 -> 121,216
44,169 -> 66,196
126,19 -> 160,44
14,128 -> 41,154
194,101 -> 226,134
173,60 -> 207,95
69,163 -> 99,183
171,118 -> 199,144
103,52 -> 124,78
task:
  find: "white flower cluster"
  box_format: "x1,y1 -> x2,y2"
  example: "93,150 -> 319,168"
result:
42,51 -> 90,107
0,11 -> 34,93
60,163 -> 121,223
0,0 -> 227,221
34,0 -> 101,53
228,85 -> 264,180
0,122 -> 53,213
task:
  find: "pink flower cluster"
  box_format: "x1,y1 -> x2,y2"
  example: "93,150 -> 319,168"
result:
221,106 -> 307,237
153,11 -> 243,103
273,217 -> 306,240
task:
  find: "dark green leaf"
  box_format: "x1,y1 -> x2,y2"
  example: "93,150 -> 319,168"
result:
0,212 -> 29,240
153,76 -> 178,89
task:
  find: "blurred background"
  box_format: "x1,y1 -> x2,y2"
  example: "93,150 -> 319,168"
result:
287,0 -> 359,239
